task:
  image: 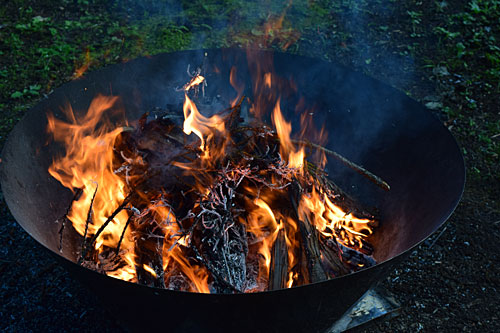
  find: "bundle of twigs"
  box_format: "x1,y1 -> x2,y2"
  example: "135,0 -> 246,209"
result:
70,96 -> 381,293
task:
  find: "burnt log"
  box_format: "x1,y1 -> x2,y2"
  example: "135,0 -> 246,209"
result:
268,227 -> 288,290
298,216 -> 329,283
318,237 -> 350,277
333,240 -> 377,269
287,181 -> 328,284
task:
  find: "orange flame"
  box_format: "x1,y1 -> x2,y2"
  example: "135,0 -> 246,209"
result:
264,72 -> 272,88
299,187 -> 373,248
284,217 -> 299,287
107,251 -> 137,282
143,264 -> 158,278
148,200 -> 211,293
271,98 -> 305,170
183,93 -> 226,158
47,95 -> 136,280
74,48 -> 92,79
244,197 -> 281,280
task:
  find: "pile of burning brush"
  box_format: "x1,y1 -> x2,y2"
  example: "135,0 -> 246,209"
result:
47,66 -> 387,293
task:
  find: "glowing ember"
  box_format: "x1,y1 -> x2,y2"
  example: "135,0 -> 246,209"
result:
47,55 -> 383,293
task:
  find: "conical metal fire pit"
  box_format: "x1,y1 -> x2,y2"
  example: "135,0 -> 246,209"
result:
0,48 -> 465,332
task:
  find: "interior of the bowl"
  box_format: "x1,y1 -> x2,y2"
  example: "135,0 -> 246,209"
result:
0,48 -> 465,332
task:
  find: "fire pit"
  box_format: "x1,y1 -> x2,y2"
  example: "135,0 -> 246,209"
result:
1,48 -> 464,332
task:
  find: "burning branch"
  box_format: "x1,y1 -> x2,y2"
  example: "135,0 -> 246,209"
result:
82,183 -> 98,253
293,139 -> 391,191
79,194 -> 132,263
58,187 -> 83,252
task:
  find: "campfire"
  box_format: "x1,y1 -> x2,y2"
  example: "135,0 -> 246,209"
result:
46,51 -> 386,293
1,47 -> 465,332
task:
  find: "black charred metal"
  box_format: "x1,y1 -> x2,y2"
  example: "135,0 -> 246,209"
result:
0,49 -> 465,333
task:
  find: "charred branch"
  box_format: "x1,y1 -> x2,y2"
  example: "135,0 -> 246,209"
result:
115,214 -> 133,255
135,221 -> 166,289
79,194 -> 132,263
293,139 -> 390,191
268,226 -> 288,290
335,241 -> 377,269
58,187 -> 83,252
82,184 -> 98,253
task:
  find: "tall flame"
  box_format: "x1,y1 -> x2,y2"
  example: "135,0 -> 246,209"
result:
47,95 -> 136,280
183,92 -> 226,160
271,98 -> 305,170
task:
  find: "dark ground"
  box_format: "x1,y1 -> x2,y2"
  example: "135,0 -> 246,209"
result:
1,0 -> 499,332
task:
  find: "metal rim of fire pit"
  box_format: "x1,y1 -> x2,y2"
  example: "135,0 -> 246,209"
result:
0,48 -> 465,333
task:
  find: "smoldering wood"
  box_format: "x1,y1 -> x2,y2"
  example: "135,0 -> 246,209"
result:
164,265 -> 197,291
298,216 -> 329,283
334,241 -> 377,269
115,117 -> 194,193
195,175 -> 249,293
190,239 -> 243,293
318,237 -> 350,277
134,220 -> 166,288
288,181 -> 336,283
198,215 -> 248,293
268,227 -> 288,290
357,239 -> 374,256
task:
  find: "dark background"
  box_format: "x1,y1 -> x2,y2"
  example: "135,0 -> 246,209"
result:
0,0 -> 499,331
